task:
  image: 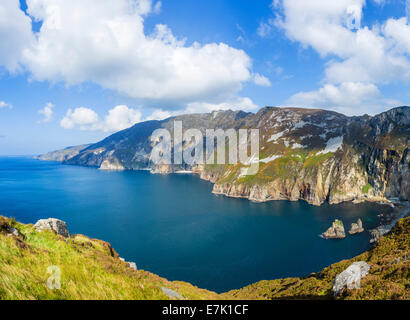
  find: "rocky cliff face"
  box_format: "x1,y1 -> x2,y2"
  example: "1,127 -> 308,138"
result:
37,106 -> 410,206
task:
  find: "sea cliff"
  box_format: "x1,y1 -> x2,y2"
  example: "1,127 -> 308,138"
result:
37,106 -> 409,206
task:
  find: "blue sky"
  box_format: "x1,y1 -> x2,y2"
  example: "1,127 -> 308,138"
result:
0,0 -> 409,155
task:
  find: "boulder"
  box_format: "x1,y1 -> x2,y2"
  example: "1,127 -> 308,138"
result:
321,219 -> 346,239
34,218 -> 70,238
349,219 -> 364,235
333,262 -> 370,295
9,227 -> 19,237
128,262 -> 137,270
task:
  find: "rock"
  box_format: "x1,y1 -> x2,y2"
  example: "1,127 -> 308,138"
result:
321,219 -> 346,239
349,219 -> 364,235
370,202 -> 410,243
119,257 -> 125,262
99,157 -> 125,171
128,262 -> 137,270
160,287 -> 184,300
9,227 -> 19,237
332,262 -> 371,295
34,218 -> 70,238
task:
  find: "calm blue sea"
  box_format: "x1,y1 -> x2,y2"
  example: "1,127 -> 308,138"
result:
0,157 -> 387,292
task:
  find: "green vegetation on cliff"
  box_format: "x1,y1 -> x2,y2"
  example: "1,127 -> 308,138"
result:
0,215 -> 408,300
0,216 -> 219,300
223,217 -> 409,300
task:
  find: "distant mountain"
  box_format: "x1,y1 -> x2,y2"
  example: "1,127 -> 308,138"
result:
34,144 -> 91,162
38,106 -> 410,206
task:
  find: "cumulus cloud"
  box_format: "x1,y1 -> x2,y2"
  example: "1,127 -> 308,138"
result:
103,105 -> 142,132
61,105 -> 144,132
0,101 -> 12,109
185,97 -> 258,114
271,0 -> 410,114
287,82 -> 397,115
274,0 -> 410,84
0,0 -> 34,72
5,0 -> 254,111
60,107 -> 100,130
38,102 -> 54,123
145,109 -> 173,121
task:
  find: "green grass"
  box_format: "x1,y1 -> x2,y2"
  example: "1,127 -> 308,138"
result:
0,216 -> 221,300
223,217 -> 410,300
362,183 -> 372,194
1,215 -> 408,300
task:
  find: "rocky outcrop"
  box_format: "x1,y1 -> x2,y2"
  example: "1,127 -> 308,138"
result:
321,219 -> 346,239
0,217 -> 20,237
370,202 -> 410,243
349,219 -> 364,235
332,262 -> 370,295
34,218 -> 70,238
99,157 -> 125,171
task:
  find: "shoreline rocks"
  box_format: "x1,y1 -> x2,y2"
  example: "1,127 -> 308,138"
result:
322,219 -> 346,239
34,218 -> 70,238
349,219 -> 364,235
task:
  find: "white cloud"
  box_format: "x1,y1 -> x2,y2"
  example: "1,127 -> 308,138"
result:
252,73 -> 272,87
0,101 -> 12,109
103,105 -> 142,132
38,102 -> 54,123
271,0 -> 410,114
0,0 -> 34,72
274,0 -> 410,85
145,109 -> 173,121
185,97 -> 258,114
61,107 -> 100,130
12,0 -> 252,108
287,82 -> 400,115
61,105 -> 143,132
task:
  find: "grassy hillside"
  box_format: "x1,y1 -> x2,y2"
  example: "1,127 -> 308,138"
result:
0,215 -> 408,300
223,217 -> 409,300
0,216 -> 219,300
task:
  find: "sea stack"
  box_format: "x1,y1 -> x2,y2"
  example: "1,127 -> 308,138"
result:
322,219 -> 346,239
349,219 -> 364,235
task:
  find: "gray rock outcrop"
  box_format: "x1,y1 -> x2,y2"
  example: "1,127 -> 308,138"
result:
34,218 -> 70,238
349,219 -> 364,235
333,262 -> 371,295
322,219 -> 346,239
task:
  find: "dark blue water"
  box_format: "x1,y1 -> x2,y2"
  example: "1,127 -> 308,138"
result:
0,157 -> 387,292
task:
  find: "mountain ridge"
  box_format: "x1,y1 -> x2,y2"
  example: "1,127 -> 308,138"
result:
38,106 -> 410,206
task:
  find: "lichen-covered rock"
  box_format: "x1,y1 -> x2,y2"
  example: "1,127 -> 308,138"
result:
34,218 -> 70,238
322,219 -> 346,239
333,262 -> 370,295
349,219 -> 364,235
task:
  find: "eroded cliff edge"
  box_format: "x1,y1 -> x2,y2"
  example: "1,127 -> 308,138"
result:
38,106 -> 409,206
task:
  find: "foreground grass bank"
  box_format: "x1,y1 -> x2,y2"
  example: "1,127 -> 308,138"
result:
0,215 -> 408,300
